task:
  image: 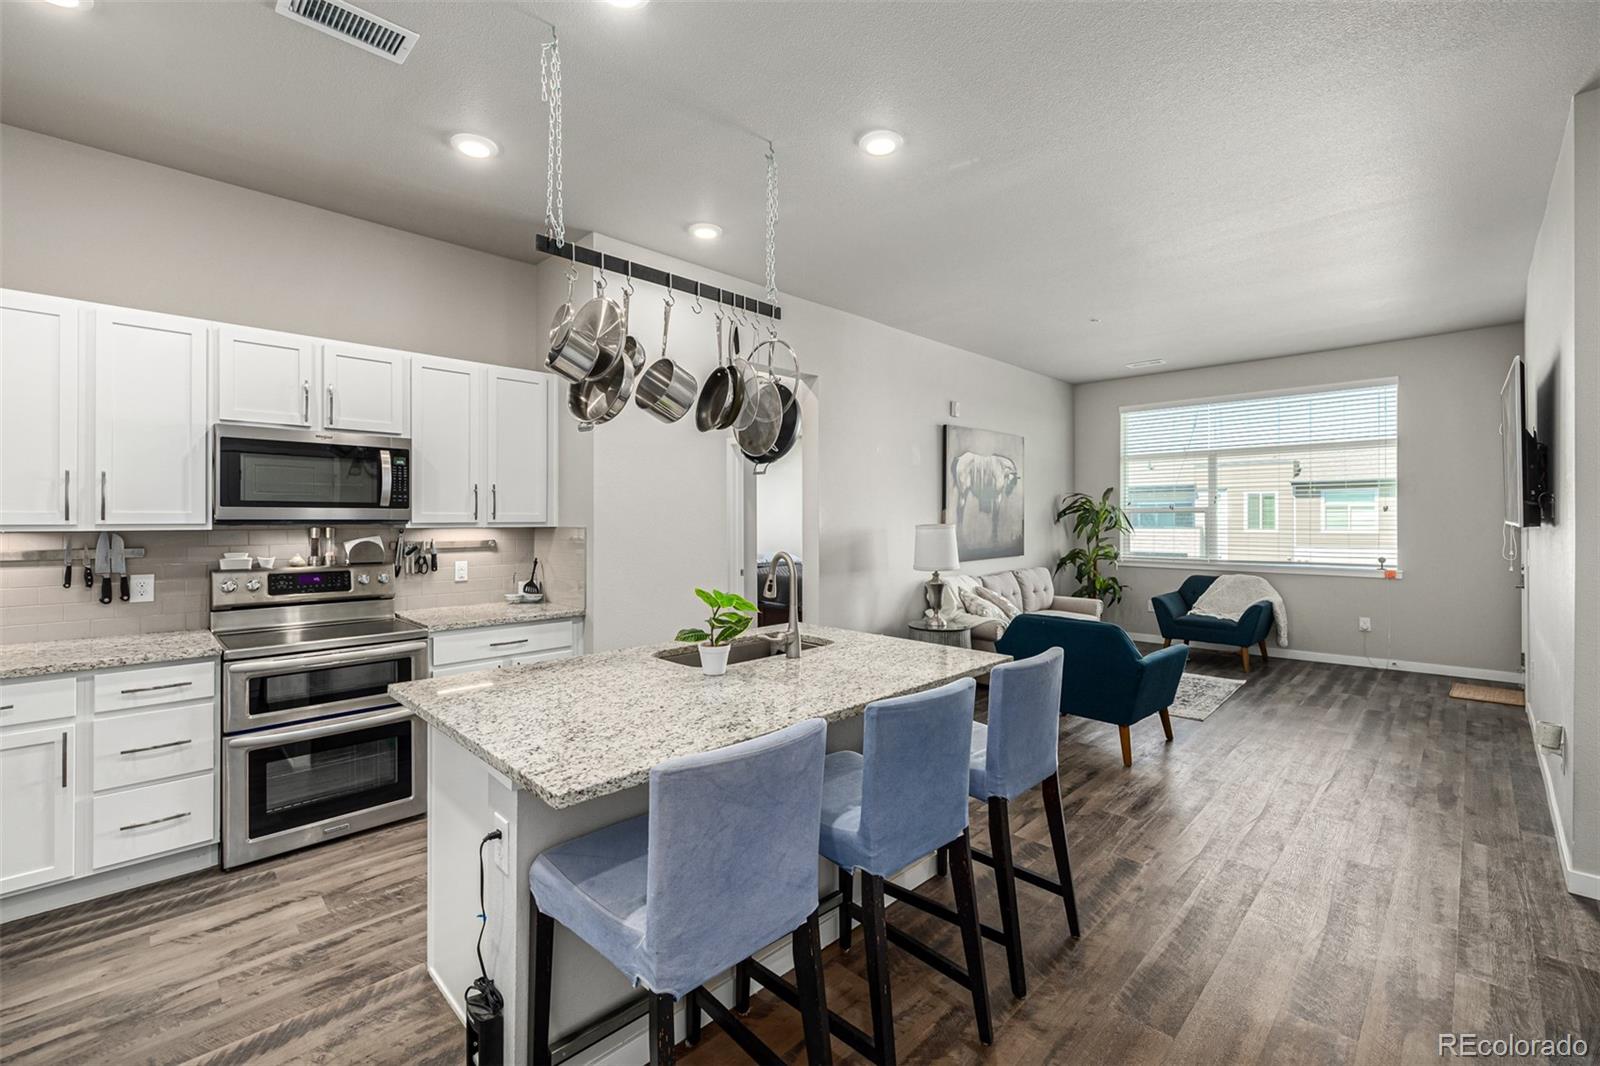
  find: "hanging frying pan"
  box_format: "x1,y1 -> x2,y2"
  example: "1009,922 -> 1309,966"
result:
694,311 -> 743,432
745,382 -> 801,464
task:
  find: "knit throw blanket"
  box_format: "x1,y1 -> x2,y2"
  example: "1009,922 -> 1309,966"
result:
1187,574 -> 1289,647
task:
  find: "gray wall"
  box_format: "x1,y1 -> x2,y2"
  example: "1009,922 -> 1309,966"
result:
1073,325 -> 1524,675
1523,88 -> 1600,884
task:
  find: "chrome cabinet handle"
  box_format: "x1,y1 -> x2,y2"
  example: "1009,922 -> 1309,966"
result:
0,705 -> 14,711
61,732 -> 67,788
303,381 -> 310,423
491,483 -> 497,520
64,469 -> 70,521
473,484 -> 479,521
327,383 -> 335,424
119,681 -> 194,695
119,738 -> 192,756
489,638 -> 528,648
100,471 -> 107,521
119,811 -> 189,832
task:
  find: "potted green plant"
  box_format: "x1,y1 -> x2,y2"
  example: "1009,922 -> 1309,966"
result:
1056,488 -> 1132,606
675,587 -> 757,676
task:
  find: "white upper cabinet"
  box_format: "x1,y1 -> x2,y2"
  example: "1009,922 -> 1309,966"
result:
92,307 -> 209,527
0,291 -> 80,528
0,724 -> 75,895
322,342 -> 407,435
216,325 -> 316,428
485,367 -> 552,526
410,356 -> 482,525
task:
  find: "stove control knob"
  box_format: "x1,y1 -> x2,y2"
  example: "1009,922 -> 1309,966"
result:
377,573 -> 390,584
245,579 -> 261,592
219,579 -> 238,594
357,574 -> 370,585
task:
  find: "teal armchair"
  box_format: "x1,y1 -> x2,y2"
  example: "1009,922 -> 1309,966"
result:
996,614 -> 1187,767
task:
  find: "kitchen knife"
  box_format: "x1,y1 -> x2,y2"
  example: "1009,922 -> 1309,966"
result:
85,537 -> 95,587
112,533 -> 129,601
95,532 -> 112,604
429,540 -> 438,573
62,537 -> 72,589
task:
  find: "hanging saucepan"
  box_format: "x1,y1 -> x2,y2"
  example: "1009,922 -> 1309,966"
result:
548,272 -> 623,383
636,297 -> 698,423
695,310 -> 744,432
745,382 -> 801,464
547,265 -> 577,350
567,346 -> 635,428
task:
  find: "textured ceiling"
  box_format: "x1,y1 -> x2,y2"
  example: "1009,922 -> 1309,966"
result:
2,1 -> 1596,382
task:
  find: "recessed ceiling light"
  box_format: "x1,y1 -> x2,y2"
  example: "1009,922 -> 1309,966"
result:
449,133 -> 499,160
605,0 -> 648,7
45,0 -> 93,8
687,222 -> 722,241
857,129 -> 904,157
1125,358 -> 1167,370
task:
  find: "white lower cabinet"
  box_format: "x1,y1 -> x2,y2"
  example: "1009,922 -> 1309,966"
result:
92,772 -> 215,870
427,618 -> 582,678
0,723 -> 75,894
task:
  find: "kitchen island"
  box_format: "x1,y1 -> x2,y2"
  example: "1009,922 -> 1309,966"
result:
389,623 -> 1006,1066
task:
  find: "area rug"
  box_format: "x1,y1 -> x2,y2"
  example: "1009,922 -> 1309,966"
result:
1169,672 -> 1247,722
1448,682 -> 1526,707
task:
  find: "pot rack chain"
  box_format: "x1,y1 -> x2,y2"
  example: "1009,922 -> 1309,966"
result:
540,35 -> 565,248
764,145 -> 778,324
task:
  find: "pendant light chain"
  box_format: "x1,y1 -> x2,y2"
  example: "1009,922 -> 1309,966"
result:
764,145 -> 778,322
540,35 -> 565,248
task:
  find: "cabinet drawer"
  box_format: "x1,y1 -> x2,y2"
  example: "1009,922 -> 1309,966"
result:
92,773 -> 215,870
430,621 -> 575,667
0,675 -> 76,728
94,660 -> 215,714
93,703 -> 215,791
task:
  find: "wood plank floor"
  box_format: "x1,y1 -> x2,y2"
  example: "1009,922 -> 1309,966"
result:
3,650 -> 1597,1065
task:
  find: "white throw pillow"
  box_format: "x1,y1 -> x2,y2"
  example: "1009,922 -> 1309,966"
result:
958,587 -> 1006,621
973,585 -> 1021,620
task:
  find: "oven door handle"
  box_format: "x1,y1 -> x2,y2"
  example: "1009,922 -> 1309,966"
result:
225,640 -> 430,679
225,707 -> 417,749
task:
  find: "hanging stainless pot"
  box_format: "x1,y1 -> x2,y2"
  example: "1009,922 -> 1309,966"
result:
695,311 -> 744,432
636,299 -> 698,423
746,381 -> 801,464
548,278 -> 623,383
568,347 -> 635,428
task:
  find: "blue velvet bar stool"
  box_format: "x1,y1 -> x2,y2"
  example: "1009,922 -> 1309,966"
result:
528,718 -> 832,1066
736,678 -> 992,1066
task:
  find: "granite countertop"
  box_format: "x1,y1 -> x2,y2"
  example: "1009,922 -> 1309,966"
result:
389,623 -> 1007,809
396,601 -> 585,633
0,630 -> 223,680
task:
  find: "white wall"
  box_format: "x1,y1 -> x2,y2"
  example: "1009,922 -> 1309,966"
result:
1522,88 -> 1600,890
574,235 -> 1075,652
1074,325 -> 1525,676
756,448 -> 804,560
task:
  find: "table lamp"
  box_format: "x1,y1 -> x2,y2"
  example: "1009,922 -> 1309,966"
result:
914,523 -> 960,628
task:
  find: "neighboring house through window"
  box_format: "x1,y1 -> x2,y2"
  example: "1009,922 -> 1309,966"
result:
1246,491 -> 1277,531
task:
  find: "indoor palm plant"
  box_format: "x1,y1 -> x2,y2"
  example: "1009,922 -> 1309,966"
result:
1056,488 -> 1132,606
676,587 -> 757,676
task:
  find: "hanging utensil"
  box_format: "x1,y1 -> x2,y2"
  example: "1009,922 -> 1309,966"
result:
695,309 -> 742,432
547,268 -> 623,383
636,294 -> 698,423
547,257 -> 577,350
619,270 -> 647,373
748,336 -> 802,411
62,537 -> 72,589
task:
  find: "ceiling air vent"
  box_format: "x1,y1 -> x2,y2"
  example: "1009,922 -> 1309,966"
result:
275,0 -> 418,65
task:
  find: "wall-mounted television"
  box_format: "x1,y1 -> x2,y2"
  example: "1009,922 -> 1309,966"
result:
1501,356 -> 1549,528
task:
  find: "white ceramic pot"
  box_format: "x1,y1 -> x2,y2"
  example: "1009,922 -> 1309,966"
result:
700,642 -> 731,677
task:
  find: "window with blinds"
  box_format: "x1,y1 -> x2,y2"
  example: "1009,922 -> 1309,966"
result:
1120,382 -> 1398,570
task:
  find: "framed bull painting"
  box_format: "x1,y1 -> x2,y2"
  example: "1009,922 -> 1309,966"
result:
943,425 -> 1024,561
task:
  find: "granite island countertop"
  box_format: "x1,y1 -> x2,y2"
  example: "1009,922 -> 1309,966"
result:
0,630 -> 223,680
396,601 -> 584,633
389,623 -> 1007,809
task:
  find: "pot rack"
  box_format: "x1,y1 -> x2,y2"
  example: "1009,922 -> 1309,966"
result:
535,235 -> 782,321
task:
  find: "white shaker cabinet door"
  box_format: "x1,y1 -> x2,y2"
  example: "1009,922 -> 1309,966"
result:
0,291 -> 80,528
92,307 -> 210,527
410,356 -> 482,525
0,724 -> 75,895
484,367 -> 553,525
216,325 -> 316,428
322,342 -> 407,435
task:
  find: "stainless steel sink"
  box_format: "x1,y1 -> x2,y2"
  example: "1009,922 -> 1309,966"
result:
654,635 -> 833,667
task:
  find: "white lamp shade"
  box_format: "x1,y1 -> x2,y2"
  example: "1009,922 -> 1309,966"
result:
913,524 -> 960,572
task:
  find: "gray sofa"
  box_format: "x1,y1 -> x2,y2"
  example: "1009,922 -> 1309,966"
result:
942,565 -> 1104,653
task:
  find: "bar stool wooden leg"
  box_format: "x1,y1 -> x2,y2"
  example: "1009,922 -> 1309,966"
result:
837,865 -> 854,952
935,844 -> 948,877
792,910 -> 834,1066
1041,773 -> 1081,938
684,986 -> 702,1046
530,899 -> 555,1066
648,991 -> 676,1066
986,797 -> 1027,998
733,960 -> 751,1015
947,830 -> 994,1044
859,874 -> 897,1066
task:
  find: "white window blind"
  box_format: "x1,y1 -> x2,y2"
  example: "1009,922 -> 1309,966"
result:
1120,382 -> 1398,570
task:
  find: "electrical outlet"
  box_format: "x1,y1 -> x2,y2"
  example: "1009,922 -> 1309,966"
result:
492,813 -> 510,875
128,574 -> 155,603
1358,617 -> 1373,632
454,560 -> 469,583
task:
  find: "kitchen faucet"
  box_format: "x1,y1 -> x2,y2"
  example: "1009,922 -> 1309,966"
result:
760,551 -> 802,659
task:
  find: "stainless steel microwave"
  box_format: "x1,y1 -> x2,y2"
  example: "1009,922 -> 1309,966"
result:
214,426 -> 411,523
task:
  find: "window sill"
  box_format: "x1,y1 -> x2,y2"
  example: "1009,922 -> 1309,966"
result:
1117,558 -> 1402,581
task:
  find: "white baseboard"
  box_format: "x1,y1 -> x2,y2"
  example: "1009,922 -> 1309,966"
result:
1125,632 -> 1526,685
0,844 -> 218,923
1524,705 -> 1600,900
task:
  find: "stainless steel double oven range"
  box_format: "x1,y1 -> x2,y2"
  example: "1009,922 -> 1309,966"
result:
211,564 -> 428,868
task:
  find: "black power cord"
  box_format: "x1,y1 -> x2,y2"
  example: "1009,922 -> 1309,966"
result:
467,829 -> 505,1017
